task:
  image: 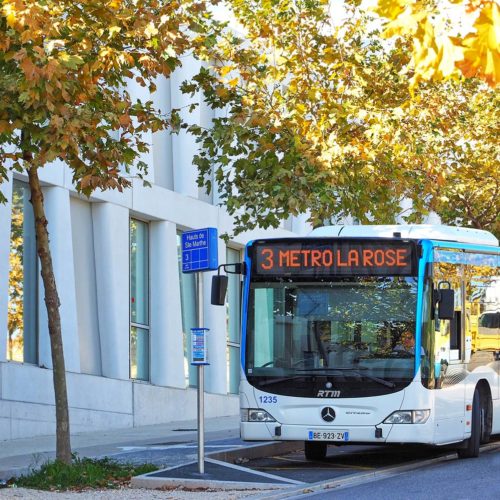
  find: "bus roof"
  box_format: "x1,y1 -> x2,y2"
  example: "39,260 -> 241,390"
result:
309,224 -> 499,247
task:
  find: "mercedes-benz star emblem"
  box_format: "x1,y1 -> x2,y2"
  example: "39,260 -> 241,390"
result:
321,407 -> 336,422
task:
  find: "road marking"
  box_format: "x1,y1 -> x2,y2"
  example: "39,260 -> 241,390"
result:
271,456 -> 307,463
118,444 -> 245,451
255,467 -> 353,472
207,458 -> 305,485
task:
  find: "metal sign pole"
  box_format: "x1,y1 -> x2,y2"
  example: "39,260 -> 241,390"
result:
197,272 -> 205,475
181,228 -> 218,476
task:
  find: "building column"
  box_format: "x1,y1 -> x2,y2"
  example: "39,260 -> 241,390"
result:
292,212 -> 313,236
150,220 -> 185,388
37,186 -> 80,373
152,76 -> 174,190
92,202 -> 130,380
204,240 -> 228,395
0,174 -> 13,362
170,56 -> 201,198
126,76 -> 154,185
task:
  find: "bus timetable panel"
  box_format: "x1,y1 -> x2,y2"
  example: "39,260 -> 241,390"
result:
251,239 -> 418,278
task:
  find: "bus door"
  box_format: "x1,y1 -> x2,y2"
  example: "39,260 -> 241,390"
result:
433,256 -> 466,443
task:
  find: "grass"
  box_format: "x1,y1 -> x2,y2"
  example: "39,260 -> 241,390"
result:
9,455 -> 158,491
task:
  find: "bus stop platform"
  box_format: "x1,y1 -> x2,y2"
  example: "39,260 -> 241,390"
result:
131,440 -> 303,490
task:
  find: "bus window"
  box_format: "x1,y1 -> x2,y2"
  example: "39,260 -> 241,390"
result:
434,259 -> 463,363
465,268 -> 500,356
246,277 -> 418,397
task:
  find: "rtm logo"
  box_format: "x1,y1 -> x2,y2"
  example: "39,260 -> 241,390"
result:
317,390 -> 341,398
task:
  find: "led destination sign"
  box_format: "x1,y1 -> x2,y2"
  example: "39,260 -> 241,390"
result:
252,239 -> 417,277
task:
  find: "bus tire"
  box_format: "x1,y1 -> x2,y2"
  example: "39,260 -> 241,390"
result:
480,388 -> 492,444
457,388 -> 481,459
304,441 -> 327,461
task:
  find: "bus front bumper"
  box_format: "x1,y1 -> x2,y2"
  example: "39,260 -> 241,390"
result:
241,420 -> 435,444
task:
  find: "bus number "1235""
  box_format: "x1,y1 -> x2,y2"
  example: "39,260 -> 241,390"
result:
259,396 -> 277,403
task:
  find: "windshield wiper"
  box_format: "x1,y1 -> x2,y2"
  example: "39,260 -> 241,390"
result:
297,367 -> 396,388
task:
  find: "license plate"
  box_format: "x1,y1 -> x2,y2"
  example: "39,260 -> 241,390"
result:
308,430 -> 349,441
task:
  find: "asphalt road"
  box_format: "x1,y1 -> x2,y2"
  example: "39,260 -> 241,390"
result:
284,444 -> 500,499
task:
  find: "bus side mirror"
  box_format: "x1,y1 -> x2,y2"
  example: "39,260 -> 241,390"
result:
211,275 -> 228,306
437,288 -> 455,320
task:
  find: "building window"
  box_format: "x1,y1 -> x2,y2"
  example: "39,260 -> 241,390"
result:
226,247 -> 241,394
130,219 -> 150,381
7,180 -> 38,364
177,232 -> 198,388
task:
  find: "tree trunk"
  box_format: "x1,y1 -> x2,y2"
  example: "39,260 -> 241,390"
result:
27,165 -> 72,464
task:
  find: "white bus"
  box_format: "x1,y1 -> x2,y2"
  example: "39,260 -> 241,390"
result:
213,225 -> 500,459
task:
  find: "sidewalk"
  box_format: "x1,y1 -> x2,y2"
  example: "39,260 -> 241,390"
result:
0,415 -> 241,480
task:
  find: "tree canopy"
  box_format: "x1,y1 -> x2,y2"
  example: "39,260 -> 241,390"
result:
373,0 -> 500,89
0,0 -> 217,198
186,0 -> 499,237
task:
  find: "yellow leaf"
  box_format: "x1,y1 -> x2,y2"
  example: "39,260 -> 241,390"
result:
241,95 -> 254,106
3,2 -> 18,28
374,0 -> 407,21
296,103 -> 307,115
434,35 -> 464,79
108,26 -> 121,38
144,22 -> 158,38
219,65 -> 233,77
457,2 -> 500,86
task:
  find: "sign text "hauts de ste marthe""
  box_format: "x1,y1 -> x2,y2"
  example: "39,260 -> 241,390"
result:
181,228 -> 218,273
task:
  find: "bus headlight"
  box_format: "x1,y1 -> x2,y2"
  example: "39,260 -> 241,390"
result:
241,409 -> 276,422
384,410 -> 430,424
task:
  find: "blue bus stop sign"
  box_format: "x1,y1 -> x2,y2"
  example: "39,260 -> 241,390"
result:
181,228 -> 218,273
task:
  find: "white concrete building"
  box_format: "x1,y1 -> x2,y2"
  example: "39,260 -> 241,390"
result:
0,59 -> 312,440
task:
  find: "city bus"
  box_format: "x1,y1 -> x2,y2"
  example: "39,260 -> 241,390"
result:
213,225 -> 500,459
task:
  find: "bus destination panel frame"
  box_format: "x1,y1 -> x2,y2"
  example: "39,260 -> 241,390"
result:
249,238 -> 419,280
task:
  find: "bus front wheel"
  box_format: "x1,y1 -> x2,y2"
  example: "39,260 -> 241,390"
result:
304,441 -> 327,461
457,388 -> 481,459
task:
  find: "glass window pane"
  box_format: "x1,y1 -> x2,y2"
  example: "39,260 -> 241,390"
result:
8,180 -> 38,364
130,326 -> 150,381
465,259 -> 499,357
177,233 -> 198,388
130,219 -> 149,326
227,345 -> 240,394
226,248 -> 241,394
248,278 -> 418,382
226,248 -> 241,344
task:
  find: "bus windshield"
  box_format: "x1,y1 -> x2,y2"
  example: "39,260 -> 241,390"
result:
246,276 -> 419,397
